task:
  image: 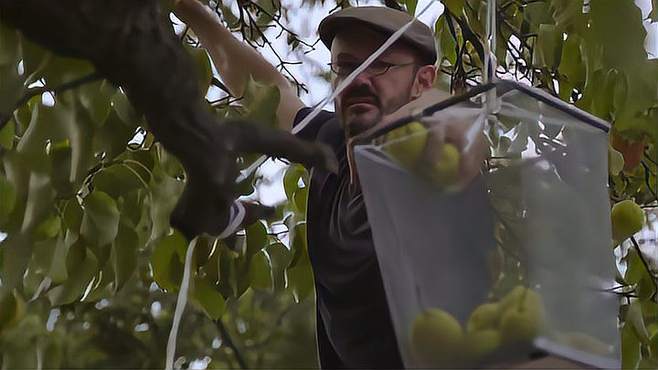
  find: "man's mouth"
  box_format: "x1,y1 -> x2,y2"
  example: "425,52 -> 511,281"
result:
344,97 -> 377,108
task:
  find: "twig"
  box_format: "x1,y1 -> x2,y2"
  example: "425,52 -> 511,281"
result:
641,161 -> 658,201
629,236 -> 658,300
215,318 -> 249,370
0,72 -> 102,130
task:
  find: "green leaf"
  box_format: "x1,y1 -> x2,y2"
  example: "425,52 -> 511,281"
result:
48,233 -> 70,284
81,190 -> 120,248
249,251 -> 273,291
533,24 -> 562,69
157,145 -> 184,179
558,35 -> 585,89
0,232 -> 32,299
442,0 -> 464,15
622,321 -> 641,370
288,223 -> 307,269
112,221 -> 138,292
148,167 -> 184,241
0,175 -> 16,225
283,164 -> 305,201
110,90 -> 140,127
435,15 -> 457,65
0,290 -> 18,332
242,76 -> 280,127
34,213 -> 61,240
523,2 -> 553,30
150,230 -> 187,291
18,36 -> 50,83
0,120 -> 14,149
62,199 -> 83,234
625,249 -> 647,284
650,332 -> 658,360
38,55 -> 94,87
78,80 -> 114,126
405,0 -> 417,15
287,255 -> 314,301
92,165 -> 145,199
642,301 -> 658,322
590,0 -> 648,70
93,110 -> 135,162
609,145 -> 625,176
266,242 -> 290,291
22,171 -> 56,232
47,239 -> 98,306
637,275 -> 657,300
0,25 -> 26,117
218,245 -> 238,298
48,139 -> 74,196
192,275 -> 226,320
246,221 -> 268,257
293,186 -> 308,214
24,93 -> 96,184
629,300 -> 652,344
186,46 -> 213,97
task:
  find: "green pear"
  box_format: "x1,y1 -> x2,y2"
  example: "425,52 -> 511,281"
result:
499,286 -> 544,345
429,142 -> 461,186
499,308 -> 542,344
466,302 -> 501,333
464,329 -> 502,362
383,121 -> 428,170
409,308 -> 464,367
499,285 -> 542,313
611,199 -> 645,243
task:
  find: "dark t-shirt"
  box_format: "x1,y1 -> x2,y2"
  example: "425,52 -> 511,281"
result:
293,108 -> 403,369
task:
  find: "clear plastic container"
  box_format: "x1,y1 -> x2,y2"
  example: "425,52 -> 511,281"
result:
353,81 -> 620,369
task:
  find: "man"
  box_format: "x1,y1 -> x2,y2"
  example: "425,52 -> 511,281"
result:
174,2 -> 601,370
173,2 -> 462,368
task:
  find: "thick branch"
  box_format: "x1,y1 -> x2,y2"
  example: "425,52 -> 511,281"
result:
0,0 -> 336,239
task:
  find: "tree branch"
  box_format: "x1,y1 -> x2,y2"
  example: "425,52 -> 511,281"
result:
0,0 -> 336,240
215,318 -> 249,369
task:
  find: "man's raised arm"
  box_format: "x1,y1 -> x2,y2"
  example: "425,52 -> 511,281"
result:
175,0 -> 305,132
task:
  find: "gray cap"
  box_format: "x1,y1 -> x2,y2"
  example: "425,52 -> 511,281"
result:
318,6 -> 437,65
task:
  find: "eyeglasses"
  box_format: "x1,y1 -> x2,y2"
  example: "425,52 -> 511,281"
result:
328,61 -> 417,78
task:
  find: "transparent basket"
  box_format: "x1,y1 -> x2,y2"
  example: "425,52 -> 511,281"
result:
353,81 -> 620,369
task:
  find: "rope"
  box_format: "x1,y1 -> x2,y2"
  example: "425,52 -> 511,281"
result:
165,236 -> 199,370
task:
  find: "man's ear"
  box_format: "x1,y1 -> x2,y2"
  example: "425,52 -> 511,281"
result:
411,65 -> 437,99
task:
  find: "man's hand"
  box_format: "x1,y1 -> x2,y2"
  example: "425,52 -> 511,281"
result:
418,106 -> 490,191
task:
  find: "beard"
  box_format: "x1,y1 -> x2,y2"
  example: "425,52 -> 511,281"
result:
338,85 -> 383,138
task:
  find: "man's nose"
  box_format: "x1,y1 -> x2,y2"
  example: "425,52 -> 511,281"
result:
351,68 -> 375,84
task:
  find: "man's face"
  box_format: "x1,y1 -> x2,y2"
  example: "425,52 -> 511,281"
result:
331,26 -> 420,137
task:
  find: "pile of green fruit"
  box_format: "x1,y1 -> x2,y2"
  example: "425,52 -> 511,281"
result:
382,121 -> 461,189
409,286 -> 545,367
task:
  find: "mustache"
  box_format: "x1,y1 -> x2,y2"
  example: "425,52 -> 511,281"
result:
341,85 -> 380,106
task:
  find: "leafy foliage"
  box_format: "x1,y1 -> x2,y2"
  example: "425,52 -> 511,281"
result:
0,0 -> 656,368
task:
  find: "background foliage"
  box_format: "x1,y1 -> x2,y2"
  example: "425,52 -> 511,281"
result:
0,0 -> 656,368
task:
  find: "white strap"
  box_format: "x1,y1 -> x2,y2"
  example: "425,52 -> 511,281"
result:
165,236 -> 198,370
217,201 -> 246,239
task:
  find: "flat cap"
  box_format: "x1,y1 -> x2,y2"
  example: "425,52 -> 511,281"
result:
318,6 -> 437,65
